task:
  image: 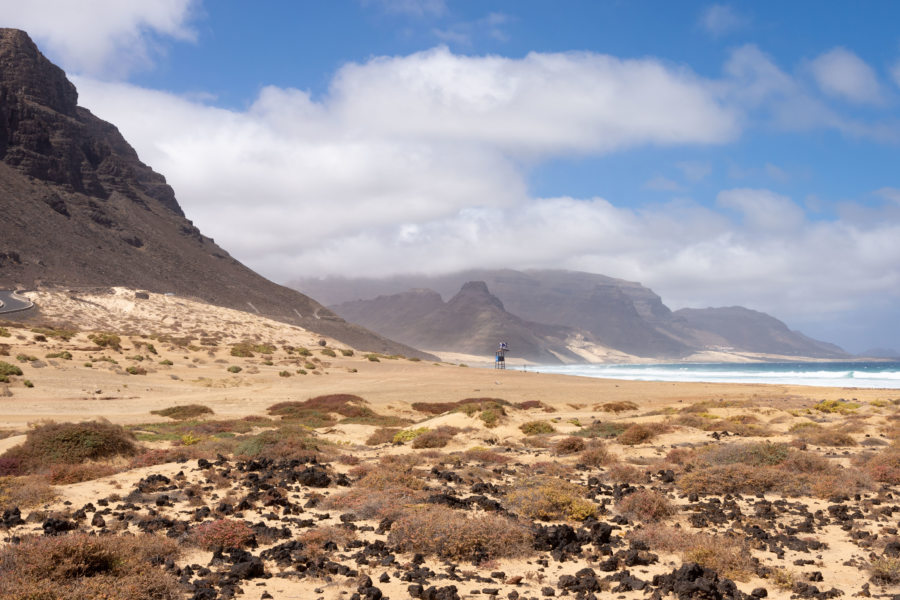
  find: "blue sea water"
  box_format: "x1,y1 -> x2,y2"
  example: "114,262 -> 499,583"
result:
529,361 -> 900,389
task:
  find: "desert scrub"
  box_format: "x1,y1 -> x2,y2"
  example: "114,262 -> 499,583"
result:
366,427 -> 401,445
504,475 -> 597,521
393,427 -> 429,444
615,488 -> 676,522
814,399 -> 861,414
552,436 -> 586,455
158,359 -> 173,365
45,351 -> 73,360
278,370 -> 292,377
88,332 -> 122,350
0,421 -> 137,474
617,422 -> 670,445
389,505 -> 532,562
857,448 -> 900,484
573,421 -> 627,439
31,326 -> 77,341
233,426 -> 319,460
520,420 -> 555,435
230,342 -> 276,357
598,401 -> 638,413
125,365 -> 146,375
579,442 -> 612,467
192,518 -> 256,550
411,426 -> 459,449
227,365 -> 242,373
0,474 -> 56,510
0,532 -> 181,600
0,361 -> 23,382
871,556 -> 900,584
0,327 -> 8,337
15,353 -> 37,362
151,404 -> 211,424
366,353 -> 381,362
340,348 -> 354,356
297,525 -> 358,557
629,525 -> 754,581
320,347 -> 336,357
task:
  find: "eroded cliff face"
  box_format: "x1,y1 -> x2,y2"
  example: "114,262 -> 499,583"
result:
0,28 -> 431,359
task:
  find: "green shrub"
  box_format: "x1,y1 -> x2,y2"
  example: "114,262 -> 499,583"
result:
366,354 -> 381,362
615,488 -> 676,522
0,361 -> 23,378
297,347 -> 312,356
159,359 -> 173,366
340,348 -> 354,357
393,427 -> 429,443
15,353 -> 37,363
573,421 -> 626,438
520,420 -> 555,435
0,327 -> 9,337
227,365 -> 242,373
23,380 -> 33,388
89,332 -> 122,350
814,399 -> 861,414
411,426 -> 459,449
125,365 -> 146,375
320,348 -> 336,357
45,351 -> 73,360
279,370 -> 291,377
0,421 -> 137,473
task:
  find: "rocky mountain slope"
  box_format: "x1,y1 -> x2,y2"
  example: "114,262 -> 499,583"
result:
0,28 -> 429,358
301,269 -> 848,361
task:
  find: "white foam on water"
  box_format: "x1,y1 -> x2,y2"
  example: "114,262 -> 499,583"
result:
528,363 -> 900,389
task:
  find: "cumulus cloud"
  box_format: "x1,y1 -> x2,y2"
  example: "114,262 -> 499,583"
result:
699,4 -> 746,36
809,47 -> 884,105
0,0 -> 198,77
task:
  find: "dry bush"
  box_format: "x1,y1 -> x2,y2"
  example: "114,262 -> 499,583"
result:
0,421 -> 137,475
597,401 -> 638,413
615,488 -> 676,522
871,557 -> 900,584
192,518 -> 256,550
520,420 -> 555,435
0,532 -> 181,600
150,404 -> 214,420
297,525 -> 357,557
233,426 -> 319,460
0,475 -> 56,511
48,462 -> 119,484
366,427 -> 401,445
552,436 -> 586,455
412,398 -> 508,428
324,468 -> 428,520
504,476 -> 597,521
388,505 -> 532,562
629,525 -> 754,581
412,426 -> 459,449
579,442 -> 612,467
462,447 -> 510,464
857,448 -> 900,484
618,422 -> 670,445
573,421 -> 627,439
793,426 -> 857,447
514,400 -> 553,411
604,461 -> 645,484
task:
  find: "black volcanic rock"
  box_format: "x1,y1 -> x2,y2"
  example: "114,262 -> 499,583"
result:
0,28 -> 431,359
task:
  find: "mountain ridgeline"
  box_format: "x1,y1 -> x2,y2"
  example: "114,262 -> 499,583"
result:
0,28 -> 430,358
294,269 -> 848,363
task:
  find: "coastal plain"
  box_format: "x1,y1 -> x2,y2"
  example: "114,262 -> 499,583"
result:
2,288 -> 900,600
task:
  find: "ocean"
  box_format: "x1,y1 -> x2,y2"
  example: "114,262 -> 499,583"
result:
528,361 -> 900,389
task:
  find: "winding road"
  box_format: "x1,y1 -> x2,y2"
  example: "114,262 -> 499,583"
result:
0,290 -> 34,314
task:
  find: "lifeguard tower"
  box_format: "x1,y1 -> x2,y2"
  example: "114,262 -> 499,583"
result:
495,341 -> 509,369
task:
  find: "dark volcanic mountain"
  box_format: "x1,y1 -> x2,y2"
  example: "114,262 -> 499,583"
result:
0,29 -> 429,358
335,281 -> 581,363
300,269 -> 849,360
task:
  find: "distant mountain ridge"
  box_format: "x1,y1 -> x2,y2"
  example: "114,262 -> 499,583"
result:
0,28 -> 430,359
294,269 -> 849,362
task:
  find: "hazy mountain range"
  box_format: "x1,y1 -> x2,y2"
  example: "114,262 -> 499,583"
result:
293,269 -> 849,363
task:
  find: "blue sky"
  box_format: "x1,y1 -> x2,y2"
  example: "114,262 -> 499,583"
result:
3,1 -> 900,353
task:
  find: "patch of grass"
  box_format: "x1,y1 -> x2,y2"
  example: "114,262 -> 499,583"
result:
192,518 -> 256,550
47,462 -> 119,484
158,359 -> 173,366
871,556 -> 900,584
389,505 -> 532,562
597,401 -> 639,413
151,404 -> 214,420
233,426 -> 319,460
0,361 -> 23,378
23,379 -> 33,388
504,475 -> 597,521
615,488 -> 676,522
45,351 -> 73,360
0,475 -> 56,511
0,327 -> 8,337
320,348 -> 336,357
366,354 -> 381,362
366,427 -> 402,445
340,348 -> 354,357
125,365 -> 146,375
268,394 -> 378,428
31,326 -> 77,341
0,532 -> 181,600
227,365 -> 242,373
279,370 -> 291,377
15,353 -> 37,363
520,420 -> 556,435
630,525 -> 754,582
230,342 -> 276,358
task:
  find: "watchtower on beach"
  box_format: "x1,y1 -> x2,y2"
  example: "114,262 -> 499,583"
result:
495,341 -> 509,370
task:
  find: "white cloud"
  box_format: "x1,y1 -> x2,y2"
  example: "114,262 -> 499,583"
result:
433,12 -> 511,46
875,187 -> 900,204
699,4 -> 746,36
0,0 -> 198,77
809,47 -> 884,105
364,0 -> 446,17
892,60 -> 900,88
716,188 -> 805,232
